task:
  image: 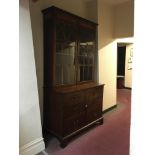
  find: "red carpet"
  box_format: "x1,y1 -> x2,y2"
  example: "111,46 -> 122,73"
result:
45,89 -> 131,155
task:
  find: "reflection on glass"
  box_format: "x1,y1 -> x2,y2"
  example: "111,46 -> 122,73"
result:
55,20 -> 76,85
55,42 -> 76,85
55,20 -> 96,85
78,27 -> 95,82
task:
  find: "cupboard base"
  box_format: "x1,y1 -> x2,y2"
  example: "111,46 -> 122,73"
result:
44,117 -> 104,148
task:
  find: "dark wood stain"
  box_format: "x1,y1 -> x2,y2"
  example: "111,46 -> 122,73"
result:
42,6 -> 104,147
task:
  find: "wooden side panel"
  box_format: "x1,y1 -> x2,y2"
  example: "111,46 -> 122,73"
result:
43,87 -> 63,135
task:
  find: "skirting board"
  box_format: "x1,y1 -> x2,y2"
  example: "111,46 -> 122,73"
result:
124,87 -> 132,90
20,137 -> 45,155
102,105 -> 117,114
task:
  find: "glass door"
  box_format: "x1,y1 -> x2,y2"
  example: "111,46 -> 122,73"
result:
55,20 -> 77,85
77,25 -> 96,83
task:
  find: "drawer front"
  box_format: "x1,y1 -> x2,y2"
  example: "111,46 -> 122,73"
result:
63,92 -> 85,108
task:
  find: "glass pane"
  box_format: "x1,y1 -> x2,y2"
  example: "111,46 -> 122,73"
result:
78,26 -> 96,82
55,20 -> 76,85
56,20 -> 76,42
83,66 -> 88,81
56,65 -> 62,84
88,66 -> 93,80
55,42 -> 76,85
80,66 -> 84,81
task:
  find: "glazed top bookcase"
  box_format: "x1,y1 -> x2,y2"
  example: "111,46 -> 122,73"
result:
43,6 -> 97,87
42,6 -> 104,147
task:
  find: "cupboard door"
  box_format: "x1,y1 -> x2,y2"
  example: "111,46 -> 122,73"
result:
86,98 -> 102,124
85,87 -> 103,106
55,19 -> 77,86
63,111 -> 86,136
63,104 -> 85,119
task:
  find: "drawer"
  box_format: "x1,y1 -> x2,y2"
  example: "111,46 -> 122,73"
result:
63,92 -> 85,108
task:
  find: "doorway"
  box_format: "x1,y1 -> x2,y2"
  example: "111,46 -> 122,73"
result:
117,43 -> 126,89
117,43 -> 133,89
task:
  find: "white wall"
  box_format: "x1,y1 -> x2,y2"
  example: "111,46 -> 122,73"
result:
130,0 -> 155,154
98,0 -> 117,110
85,0 -> 97,22
19,0 -> 45,154
29,0 -> 97,121
98,0 -> 134,110
114,1 -> 134,90
125,44 -> 133,88
114,0 -> 134,38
